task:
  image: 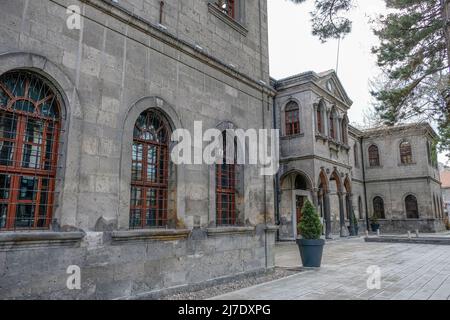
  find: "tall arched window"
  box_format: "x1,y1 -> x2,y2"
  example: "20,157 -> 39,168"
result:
405,195 -> 419,219
329,112 -> 336,139
368,145 -> 380,167
400,141 -> 413,164
316,103 -> 323,134
285,101 -> 300,136
0,71 -> 61,230
373,196 -> 385,219
130,110 -> 170,229
341,117 -> 348,144
216,131 -> 237,226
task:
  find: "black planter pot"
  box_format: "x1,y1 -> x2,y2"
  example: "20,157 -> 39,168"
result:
370,223 -> 380,232
296,238 -> 325,268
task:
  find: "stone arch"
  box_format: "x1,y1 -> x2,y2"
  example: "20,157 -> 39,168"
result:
329,168 -> 342,193
119,96 -> 185,230
280,169 -> 313,191
318,169 -> 329,193
0,51 -> 82,229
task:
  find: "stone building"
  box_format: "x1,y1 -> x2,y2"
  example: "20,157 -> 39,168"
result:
0,0 -> 277,299
272,71 -> 447,239
0,0 -> 446,300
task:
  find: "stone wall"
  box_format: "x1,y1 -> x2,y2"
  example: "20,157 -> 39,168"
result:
0,0 -> 276,299
0,228 -> 276,299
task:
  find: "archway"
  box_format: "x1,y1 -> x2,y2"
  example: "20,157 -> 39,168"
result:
317,169 -> 331,239
330,169 -> 347,237
344,176 -> 356,235
279,170 -> 313,240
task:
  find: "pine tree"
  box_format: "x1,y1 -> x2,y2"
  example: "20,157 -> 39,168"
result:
297,200 -> 323,240
287,0 -> 450,159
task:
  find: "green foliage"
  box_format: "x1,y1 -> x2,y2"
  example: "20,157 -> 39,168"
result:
370,0 -> 449,158
370,215 -> 379,224
288,0 -> 450,160
297,199 -> 323,240
287,0 -> 353,41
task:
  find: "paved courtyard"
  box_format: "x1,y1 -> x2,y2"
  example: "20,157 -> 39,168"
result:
211,238 -> 450,300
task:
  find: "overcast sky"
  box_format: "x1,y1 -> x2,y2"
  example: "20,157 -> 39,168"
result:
267,0 -> 447,164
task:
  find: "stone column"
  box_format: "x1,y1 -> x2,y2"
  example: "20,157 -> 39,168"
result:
338,192 -> 348,237
324,192 -> 332,239
347,193 -> 355,235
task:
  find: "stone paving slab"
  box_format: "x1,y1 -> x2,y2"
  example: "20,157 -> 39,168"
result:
211,238 -> 450,300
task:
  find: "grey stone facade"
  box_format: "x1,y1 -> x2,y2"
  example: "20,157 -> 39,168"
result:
272,71 -> 446,239
0,0 -> 276,299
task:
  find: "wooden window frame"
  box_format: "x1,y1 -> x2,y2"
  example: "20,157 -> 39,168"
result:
285,102 -> 300,136
368,145 -> 380,167
317,108 -> 323,134
373,196 -> 385,219
400,141 -> 413,164
216,132 -> 237,226
130,110 -> 170,229
0,71 -> 60,231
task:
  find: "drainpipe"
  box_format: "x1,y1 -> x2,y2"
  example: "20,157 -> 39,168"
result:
272,94 -> 280,237
257,0 -> 269,269
360,137 -> 370,231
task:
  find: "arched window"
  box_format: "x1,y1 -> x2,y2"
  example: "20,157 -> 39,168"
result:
368,145 -> 380,167
216,131 -> 237,226
316,103 -> 323,134
373,196 -> 385,219
354,143 -> 359,168
285,101 -> 300,136
400,141 -> 413,164
341,117 -> 348,144
405,195 -> 419,219
130,110 -> 170,229
358,196 -> 363,219
329,112 -> 335,139
0,71 -> 60,230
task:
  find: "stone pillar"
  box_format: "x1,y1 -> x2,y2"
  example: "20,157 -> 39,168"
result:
312,188 -> 319,207
324,192 -> 332,239
347,193 -> 355,235
338,192 -> 348,237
